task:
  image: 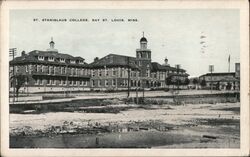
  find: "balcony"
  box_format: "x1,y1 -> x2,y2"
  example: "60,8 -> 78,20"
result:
31,71 -> 91,79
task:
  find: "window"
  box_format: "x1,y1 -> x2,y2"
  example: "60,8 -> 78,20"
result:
138,52 -> 142,58
124,80 -> 127,86
41,65 -> 44,72
98,80 -> 101,87
53,66 -> 56,75
138,61 -> 141,66
38,56 -> 44,61
70,60 -> 76,64
52,79 -> 56,85
48,57 -> 54,61
99,70 -> 102,76
79,60 -> 84,64
146,69 -> 150,77
60,58 -> 65,62
40,79 -> 44,85
112,79 -> 116,86
92,80 -> 95,86
61,67 -> 63,74
25,65 -> 28,72
106,69 -> 109,76
84,81 -> 87,86
74,80 -> 77,86
105,80 -> 108,86
112,69 -> 116,76
36,65 -> 40,72
64,67 -> 67,74
35,79 -> 39,85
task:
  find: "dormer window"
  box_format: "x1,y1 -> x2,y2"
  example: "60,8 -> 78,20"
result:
38,56 -> 44,61
48,57 -> 54,61
79,60 -> 84,64
60,58 -> 65,63
70,60 -> 76,64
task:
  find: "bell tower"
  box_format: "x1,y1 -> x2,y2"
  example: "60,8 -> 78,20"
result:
136,32 -> 151,78
47,37 -> 58,52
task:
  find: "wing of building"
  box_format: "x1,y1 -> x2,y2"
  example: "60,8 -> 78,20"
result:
9,35 -> 189,93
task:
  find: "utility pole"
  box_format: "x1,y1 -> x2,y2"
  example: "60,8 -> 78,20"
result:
65,64 -> 69,97
228,54 -> 231,72
127,57 -> 130,98
176,64 -> 180,90
142,79 -> 145,104
9,48 -> 17,102
209,65 -> 214,93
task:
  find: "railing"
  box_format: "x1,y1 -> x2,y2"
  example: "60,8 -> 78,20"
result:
31,71 -> 91,78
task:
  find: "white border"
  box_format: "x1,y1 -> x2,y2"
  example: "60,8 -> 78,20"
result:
1,0 -> 249,156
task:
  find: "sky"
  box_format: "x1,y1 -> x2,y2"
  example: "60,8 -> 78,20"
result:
9,9 -> 240,77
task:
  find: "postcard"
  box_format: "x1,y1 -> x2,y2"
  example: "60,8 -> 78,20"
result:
0,0 -> 249,156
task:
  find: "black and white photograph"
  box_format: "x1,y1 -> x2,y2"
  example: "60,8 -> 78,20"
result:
1,0 -> 249,156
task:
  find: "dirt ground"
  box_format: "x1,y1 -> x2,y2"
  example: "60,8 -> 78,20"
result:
10,100 -> 240,148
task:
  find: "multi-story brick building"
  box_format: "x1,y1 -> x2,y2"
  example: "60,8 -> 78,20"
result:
9,35 -> 189,93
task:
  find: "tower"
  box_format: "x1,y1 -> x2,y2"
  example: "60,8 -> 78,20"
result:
136,32 -> 151,77
47,37 -> 58,52
49,37 -> 55,49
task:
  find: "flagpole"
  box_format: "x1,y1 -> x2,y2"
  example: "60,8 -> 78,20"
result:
228,54 -> 230,72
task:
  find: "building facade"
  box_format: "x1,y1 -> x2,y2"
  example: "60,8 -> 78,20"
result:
199,63 -> 240,90
10,35 -> 189,93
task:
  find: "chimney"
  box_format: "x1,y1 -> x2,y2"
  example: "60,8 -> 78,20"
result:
94,57 -> 99,62
164,57 -> 168,65
21,51 -> 26,56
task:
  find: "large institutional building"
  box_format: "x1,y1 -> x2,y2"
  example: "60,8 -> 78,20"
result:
9,35 -> 189,93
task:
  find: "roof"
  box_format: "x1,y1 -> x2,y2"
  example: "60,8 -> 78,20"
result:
140,37 -> 147,42
151,62 -> 167,72
168,73 -> 189,77
151,62 -> 186,72
89,53 -> 139,69
199,72 -> 235,78
10,50 -> 88,67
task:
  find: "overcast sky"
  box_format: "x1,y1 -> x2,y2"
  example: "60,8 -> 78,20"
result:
10,9 -> 240,77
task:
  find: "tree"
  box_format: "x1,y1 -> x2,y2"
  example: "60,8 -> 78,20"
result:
184,78 -> 190,85
192,78 -> 199,89
200,79 -> 206,88
11,74 -> 28,100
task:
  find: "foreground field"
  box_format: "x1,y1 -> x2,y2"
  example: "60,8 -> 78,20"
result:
10,101 -> 240,148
